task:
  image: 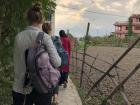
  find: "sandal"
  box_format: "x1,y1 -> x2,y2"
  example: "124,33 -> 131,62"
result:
63,81 -> 67,88
52,94 -> 59,105
52,101 -> 59,105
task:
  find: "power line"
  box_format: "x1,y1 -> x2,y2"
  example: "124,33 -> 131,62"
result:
57,4 -> 128,18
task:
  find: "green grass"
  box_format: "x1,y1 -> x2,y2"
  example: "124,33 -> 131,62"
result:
78,36 -> 140,49
70,72 -> 105,105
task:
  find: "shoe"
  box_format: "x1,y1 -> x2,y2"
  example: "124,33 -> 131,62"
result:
52,101 -> 58,105
52,94 -> 59,105
63,81 -> 67,88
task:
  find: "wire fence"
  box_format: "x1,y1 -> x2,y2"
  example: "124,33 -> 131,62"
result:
70,23 -> 140,105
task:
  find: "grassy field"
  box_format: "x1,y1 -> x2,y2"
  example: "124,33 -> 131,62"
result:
78,36 -> 140,49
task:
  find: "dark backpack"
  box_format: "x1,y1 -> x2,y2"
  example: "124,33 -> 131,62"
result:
24,32 -> 60,93
52,36 -> 68,67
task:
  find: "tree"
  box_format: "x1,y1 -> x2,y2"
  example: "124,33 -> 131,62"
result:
127,17 -> 136,47
128,17 -> 133,36
0,0 -> 56,69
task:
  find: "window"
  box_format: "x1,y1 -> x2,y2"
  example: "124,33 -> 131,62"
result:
134,26 -> 140,30
126,26 -> 128,30
136,18 -> 140,22
138,18 -> 140,22
118,26 -> 122,31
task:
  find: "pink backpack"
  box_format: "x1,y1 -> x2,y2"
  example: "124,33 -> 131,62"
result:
25,32 -> 60,93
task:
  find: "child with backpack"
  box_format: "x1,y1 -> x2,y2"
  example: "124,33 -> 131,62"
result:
42,23 -> 71,104
12,3 -> 61,105
42,22 -> 59,105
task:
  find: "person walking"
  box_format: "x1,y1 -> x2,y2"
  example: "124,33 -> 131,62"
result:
12,3 -> 61,105
59,30 -> 71,88
42,22 -> 59,105
42,22 -> 51,35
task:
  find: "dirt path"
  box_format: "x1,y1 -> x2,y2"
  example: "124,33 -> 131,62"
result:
58,78 -> 82,105
85,46 -> 140,105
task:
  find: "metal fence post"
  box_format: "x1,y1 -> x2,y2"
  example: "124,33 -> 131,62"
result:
102,63 -> 140,105
75,43 -> 78,75
80,22 -> 90,87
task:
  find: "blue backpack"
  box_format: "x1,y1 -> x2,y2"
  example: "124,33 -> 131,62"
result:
52,36 -> 68,67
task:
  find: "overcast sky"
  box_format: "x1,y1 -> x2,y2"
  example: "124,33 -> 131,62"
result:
55,0 -> 140,37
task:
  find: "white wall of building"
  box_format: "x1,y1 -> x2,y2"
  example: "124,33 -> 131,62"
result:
51,13 -> 55,36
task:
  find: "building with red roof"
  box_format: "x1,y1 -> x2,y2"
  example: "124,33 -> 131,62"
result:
114,14 -> 140,39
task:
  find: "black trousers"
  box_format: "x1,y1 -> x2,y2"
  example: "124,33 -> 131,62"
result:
12,89 -> 53,105
53,85 -> 59,95
59,71 -> 69,85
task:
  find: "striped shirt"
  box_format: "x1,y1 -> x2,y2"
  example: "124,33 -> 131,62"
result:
13,26 -> 61,94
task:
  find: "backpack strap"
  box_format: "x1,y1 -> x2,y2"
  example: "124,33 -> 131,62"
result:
36,32 -> 55,89
36,32 -> 44,45
24,32 -> 44,87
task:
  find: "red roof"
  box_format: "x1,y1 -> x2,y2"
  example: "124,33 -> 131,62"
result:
114,21 -> 128,26
130,14 -> 140,18
114,14 -> 140,26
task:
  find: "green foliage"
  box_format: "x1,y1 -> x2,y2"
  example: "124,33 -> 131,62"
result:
0,0 -> 56,66
128,17 -> 133,36
0,0 -> 56,104
78,35 -> 139,49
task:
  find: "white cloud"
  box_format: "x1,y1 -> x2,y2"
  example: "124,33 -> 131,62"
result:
55,2 -> 87,31
58,0 -> 72,6
55,0 -> 88,27
58,0 -> 82,7
106,5 -> 119,13
112,2 -> 122,7
55,8 -> 77,26
90,0 -> 120,13
55,0 -> 140,37
94,0 -> 105,10
125,0 -> 138,13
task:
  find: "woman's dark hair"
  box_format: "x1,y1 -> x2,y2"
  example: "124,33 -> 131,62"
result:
42,23 -> 51,34
59,30 -> 67,37
27,2 -> 43,24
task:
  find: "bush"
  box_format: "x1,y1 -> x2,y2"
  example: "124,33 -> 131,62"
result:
0,0 -> 56,104
78,35 -> 140,48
